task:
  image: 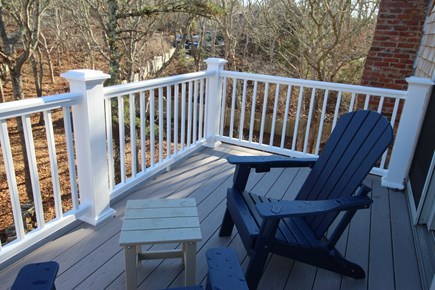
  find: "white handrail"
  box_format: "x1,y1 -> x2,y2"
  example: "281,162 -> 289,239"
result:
103,71 -> 211,193
216,69 -> 410,175
0,92 -> 83,265
221,70 -> 407,99
0,93 -> 82,119
103,71 -> 213,98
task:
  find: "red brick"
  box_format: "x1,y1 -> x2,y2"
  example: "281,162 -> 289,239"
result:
383,57 -> 400,63
361,0 -> 426,91
384,98 -> 396,104
374,35 -> 391,41
372,56 -> 384,61
377,52 -> 394,57
397,14 -> 414,20
397,42 -> 418,49
383,31 -> 401,36
394,25 -> 412,31
388,8 -> 404,14
376,25 -> 395,31
393,53 -> 410,59
391,63 -> 407,69
380,14 -> 399,19
405,19 -> 425,26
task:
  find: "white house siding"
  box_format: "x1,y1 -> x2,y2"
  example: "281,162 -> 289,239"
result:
415,2 -> 435,79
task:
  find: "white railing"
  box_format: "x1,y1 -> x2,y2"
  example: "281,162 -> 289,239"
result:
215,70 -> 408,176
211,70 -> 433,188
0,58 -> 432,266
103,71 -> 212,200
0,93 -> 82,264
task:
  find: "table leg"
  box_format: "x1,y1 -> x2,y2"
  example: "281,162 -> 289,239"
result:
124,245 -> 137,290
181,242 -> 186,264
136,245 -> 142,269
183,241 -> 197,286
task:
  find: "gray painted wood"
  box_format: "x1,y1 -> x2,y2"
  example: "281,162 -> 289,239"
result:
0,144 -> 423,290
312,219 -> 349,290
258,254 -> 293,289
340,211 -> 369,290
390,190 -> 422,290
368,175 -> 395,290
285,261 -> 318,290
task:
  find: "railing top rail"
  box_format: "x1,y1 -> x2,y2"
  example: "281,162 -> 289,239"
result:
103,71 -> 214,98
221,70 -> 408,99
0,92 -> 82,120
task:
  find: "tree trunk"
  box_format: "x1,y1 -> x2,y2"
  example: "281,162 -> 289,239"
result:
31,49 -> 44,98
11,68 -> 24,101
0,64 -> 7,103
31,48 -> 45,125
107,0 -> 121,85
111,111 -> 122,184
15,117 -> 34,203
10,68 -> 34,203
0,78 -> 4,103
54,8 -> 63,67
41,34 -> 55,83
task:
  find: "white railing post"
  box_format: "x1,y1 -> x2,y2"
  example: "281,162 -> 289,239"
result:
61,70 -> 116,226
205,58 -> 228,148
382,77 -> 434,190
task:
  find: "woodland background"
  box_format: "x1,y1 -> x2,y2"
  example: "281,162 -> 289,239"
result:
0,0 -> 380,243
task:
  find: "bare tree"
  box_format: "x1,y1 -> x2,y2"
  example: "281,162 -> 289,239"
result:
0,0 -> 51,202
76,0 -> 223,85
235,0 -> 380,152
38,32 -> 55,83
0,63 -> 6,103
211,0 -> 243,69
0,0 -> 50,100
247,0 -> 379,83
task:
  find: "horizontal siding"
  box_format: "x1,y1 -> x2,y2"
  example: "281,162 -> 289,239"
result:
415,4 -> 435,79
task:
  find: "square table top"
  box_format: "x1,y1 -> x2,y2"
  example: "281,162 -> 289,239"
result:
119,198 -> 202,246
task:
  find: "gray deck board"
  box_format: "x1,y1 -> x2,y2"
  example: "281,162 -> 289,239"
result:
258,254 -> 293,289
285,262 -> 318,290
340,209 -> 369,290
368,175 -> 395,290
60,147 -> 231,289
0,144 -> 423,290
390,189 -> 422,290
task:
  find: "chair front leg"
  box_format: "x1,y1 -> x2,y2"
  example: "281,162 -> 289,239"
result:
245,218 -> 280,290
219,208 -> 235,236
233,164 -> 251,192
220,164 -> 251,236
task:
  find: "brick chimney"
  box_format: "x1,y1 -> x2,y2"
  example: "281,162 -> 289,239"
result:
361,0 -> 427,90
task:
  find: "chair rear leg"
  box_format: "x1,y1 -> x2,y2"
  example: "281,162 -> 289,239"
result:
219,208 -> 234,236
329,249 -> 365,279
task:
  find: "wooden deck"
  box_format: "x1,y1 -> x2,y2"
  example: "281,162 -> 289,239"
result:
0,144 -> 422,290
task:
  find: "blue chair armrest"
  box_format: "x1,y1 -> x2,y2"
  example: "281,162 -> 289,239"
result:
12,261 -> 59,290
166,286 -> 203,290
227,155 -> 317,172
206,248 -> 248,290
256,196 -> 373,219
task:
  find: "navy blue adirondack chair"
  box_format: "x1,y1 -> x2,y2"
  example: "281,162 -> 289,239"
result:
219,110 -> 394,289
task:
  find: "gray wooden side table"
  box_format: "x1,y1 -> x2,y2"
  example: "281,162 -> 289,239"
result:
119,198 -> 202,290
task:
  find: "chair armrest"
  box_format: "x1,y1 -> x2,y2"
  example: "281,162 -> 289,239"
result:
227,155 -> 317,172
256,196 -> 373,219
12,261 -> 59,290
205,248 -> 249,290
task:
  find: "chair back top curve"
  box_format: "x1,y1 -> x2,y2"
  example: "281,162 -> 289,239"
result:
296,110 -> 393,238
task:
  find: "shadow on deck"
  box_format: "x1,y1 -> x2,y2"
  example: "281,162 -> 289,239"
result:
0,144 -> 422,290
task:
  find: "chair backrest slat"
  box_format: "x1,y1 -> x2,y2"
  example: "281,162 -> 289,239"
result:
295,110 -> 393,239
